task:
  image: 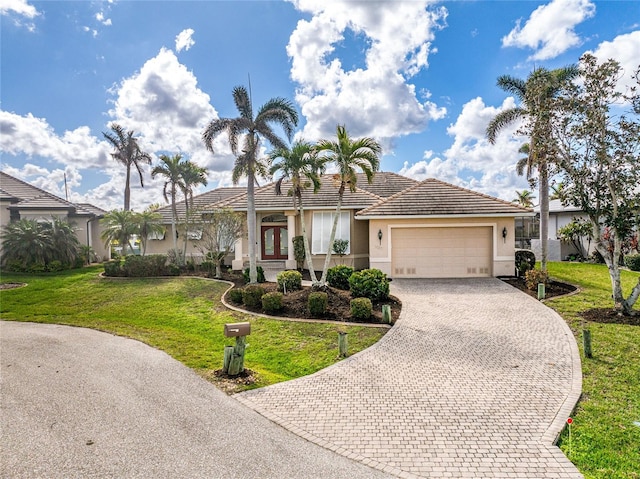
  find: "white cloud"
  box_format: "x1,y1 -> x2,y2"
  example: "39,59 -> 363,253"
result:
502,0 -> 595,61
399,96 -> 531,201
287,0 -> 447,145
0,0 -> 39,18
588,30 -> 640,93
0,111 -> 111,169
95,12 -> 112,26
175,28 -> 195,53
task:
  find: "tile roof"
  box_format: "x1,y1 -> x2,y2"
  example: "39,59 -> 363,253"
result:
357,178 -> 533,217
216,174 -> 384,211
354,172 -> 419,198
154,187 -> 245,222
0,171 -> 104,217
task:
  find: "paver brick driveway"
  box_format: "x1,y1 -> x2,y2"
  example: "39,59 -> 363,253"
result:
237,278 -> 584,478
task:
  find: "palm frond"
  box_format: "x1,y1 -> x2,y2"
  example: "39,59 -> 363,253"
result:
486,107 -> 526,143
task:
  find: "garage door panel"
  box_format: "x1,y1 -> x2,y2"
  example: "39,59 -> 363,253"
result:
392,227 -> 492,279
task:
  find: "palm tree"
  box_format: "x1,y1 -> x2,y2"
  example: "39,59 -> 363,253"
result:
513,190 -> 536,208
103,123 -> 152,211
550,182 -> 567,202
44,217 -> 81,265
100,209 -> 138,257
1,219 -> 51,268
136,209 -> 165,256
202,85 -> 298,283
269,140 -> 326,284
151,154 -> 185,253
178,161 -> 208,256
315,125 -> 381,285
486,65 -> 578,272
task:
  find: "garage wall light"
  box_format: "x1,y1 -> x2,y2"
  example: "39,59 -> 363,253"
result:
502,227 -> 508,243
377,229 -> 383,245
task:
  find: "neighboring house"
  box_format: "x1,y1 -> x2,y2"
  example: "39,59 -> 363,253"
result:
530,199 -> 591,261
147,172 -> 533,279
0,171 -> 109,261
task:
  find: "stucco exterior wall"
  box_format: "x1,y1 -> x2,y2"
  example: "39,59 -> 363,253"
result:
365,216 -> 516,278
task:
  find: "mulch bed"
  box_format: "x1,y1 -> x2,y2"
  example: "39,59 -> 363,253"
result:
500,276 -> 577,299
221,270 -> 400,324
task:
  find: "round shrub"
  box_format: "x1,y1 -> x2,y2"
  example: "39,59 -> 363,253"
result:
228,288 -> 244,304
262,292 -> 283,314
243,266 -> 266,284
350,297 -> 372,320
327,265 -> 354,290
277,270 -> 302,293
524,268 -> 549,291
242,285 -> 266,308
308,291 -> 328,317
349,268 -> 390,302
624,253 -> 640,272
103,259 -> 123,277
515,250 -> 536,276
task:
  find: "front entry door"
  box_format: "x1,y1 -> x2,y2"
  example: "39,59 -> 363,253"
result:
262,226 -> 288,260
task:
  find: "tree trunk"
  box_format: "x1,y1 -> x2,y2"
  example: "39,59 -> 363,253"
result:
124,163 -> 132,211
247,167 -> 258,284
170,191 -> 178,253
539,164 -> 549,272
299,203 -> 318,285
319,192 -> 343,285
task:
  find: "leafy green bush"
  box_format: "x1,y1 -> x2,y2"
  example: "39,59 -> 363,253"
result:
349,268 -> 389,301
624,253 -> 640,271
243,266 -> 266,284
200,260 -> 216,276
29,263 -> 46,273
332,239 -> 349,256
122,255 -> 168,277
515,250 -> 536,276
277,270 -> 302,293
47,260 -> 64,272
308,291 -> 328,317
103,260 -> 123,277
242,285 -> 265,308
228,288 -> 244,304
524,268 -> 549,291
350,297 -> 372,320
262,292 -> 283,313
327,265 -> 353,290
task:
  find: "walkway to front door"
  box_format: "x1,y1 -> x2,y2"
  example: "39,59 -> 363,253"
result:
262,225 -> 288,260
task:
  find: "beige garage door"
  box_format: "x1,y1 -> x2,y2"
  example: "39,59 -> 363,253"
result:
391,227 -> 492,278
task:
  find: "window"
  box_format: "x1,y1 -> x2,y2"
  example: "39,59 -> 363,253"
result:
312,211 -> 350,254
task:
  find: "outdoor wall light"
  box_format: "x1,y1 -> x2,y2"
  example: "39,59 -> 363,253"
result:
502,227 -> 508,243
378,229 -> 383,245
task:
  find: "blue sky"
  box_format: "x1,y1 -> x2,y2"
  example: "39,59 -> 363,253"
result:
1,0 -> 638,211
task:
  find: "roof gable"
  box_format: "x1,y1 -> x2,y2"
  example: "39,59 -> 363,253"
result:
357,178 -> 532,217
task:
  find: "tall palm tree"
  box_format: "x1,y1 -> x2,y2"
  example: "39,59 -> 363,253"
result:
513,190 -> 536,208
103,123 -> 152,211
315,125 -> 381,285
100,209 -> 138,257
486,65 -> 578,272
151,154 -> 186,253
269,140 -> 326,284
202,85 -> 298,283
136,209 -> 165,256
178,161 -> 208,256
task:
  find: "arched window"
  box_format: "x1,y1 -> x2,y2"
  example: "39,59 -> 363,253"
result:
261,214 -> 287,223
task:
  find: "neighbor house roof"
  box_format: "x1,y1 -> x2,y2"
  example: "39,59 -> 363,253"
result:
154,187 -> 246,222
0,171 -> 105,217
215,174 -> 385,211
357,178 -> 534,218
534,199 -> 582,214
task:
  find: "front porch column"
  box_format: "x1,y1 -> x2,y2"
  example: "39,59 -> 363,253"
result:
285,213 -> 297,270
232,238 -> 244,270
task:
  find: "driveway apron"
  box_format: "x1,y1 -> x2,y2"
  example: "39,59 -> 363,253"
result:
236,278 -> 583,478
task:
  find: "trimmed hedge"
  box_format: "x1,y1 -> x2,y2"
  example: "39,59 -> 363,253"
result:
624,254 -> 640,272
350,297 -> 372,320
242,285 -> 266,308
244,266 -> 266,284
277,270 -> 302,293
228,288 -> 244,304
349,268 -> 389,302
327,265 -> 353,290
262,292 -> 284,313
308,291 -> 328,317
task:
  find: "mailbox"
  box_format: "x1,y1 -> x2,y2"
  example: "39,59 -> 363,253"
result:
224,322 -> 251,337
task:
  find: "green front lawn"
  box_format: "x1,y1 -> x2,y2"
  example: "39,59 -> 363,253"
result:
0,266 -> 387,390
545,262 -> 640,479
